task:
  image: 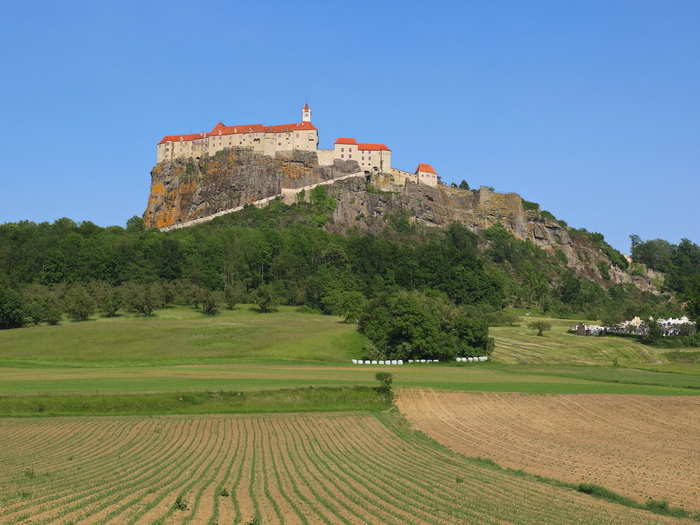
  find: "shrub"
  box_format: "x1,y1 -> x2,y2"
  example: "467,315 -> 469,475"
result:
200,291 -> 220,316
64,284 -> 95,322
174,495 -> 189,511
528,320 -> 551,336
254,284 -> 279,313
0,286 -> 26,329
120,283 -> 159,317
375,372 -> 393,399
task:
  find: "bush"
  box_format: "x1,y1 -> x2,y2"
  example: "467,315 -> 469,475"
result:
174,495 -> 189,511
375,372 -> 393,399
90,281 -> 122,317
200,291 -> 219,316
254,284 -> 279,313
528,320 -> 551,336
64,284 -> 95,322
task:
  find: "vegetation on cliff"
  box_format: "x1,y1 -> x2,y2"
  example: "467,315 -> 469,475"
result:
1,188 -> 692,336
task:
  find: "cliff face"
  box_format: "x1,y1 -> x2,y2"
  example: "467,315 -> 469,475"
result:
326,177 -> 655,290
143,148 -> 654,290
144,149 -> 358,230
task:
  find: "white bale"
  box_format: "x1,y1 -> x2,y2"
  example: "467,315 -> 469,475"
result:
398,360 -> 403,365
378,360 -> 385,365
391,360 -> 397,365
479,356 -> 487,362
352,359 -> 357,364
371,360 -> 378,365
468,357 -> 474,362
483,356 -> 489,361
420,359 -> 426,363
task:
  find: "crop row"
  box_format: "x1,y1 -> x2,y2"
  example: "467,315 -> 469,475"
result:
0,412 -> 687,524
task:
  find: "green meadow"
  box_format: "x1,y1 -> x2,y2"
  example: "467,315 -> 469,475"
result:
1,306 -> 698,416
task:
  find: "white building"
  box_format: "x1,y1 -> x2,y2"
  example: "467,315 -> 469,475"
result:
157,104 -> 441,186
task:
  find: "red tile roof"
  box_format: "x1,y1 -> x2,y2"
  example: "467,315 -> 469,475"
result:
159,121 -> 317,144
335,137 -> 391,151
335,137 -> 358,145
416,163 -> 436,174
358,143 -> 390,151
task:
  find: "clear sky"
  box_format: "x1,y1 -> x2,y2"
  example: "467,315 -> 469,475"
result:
1,1 -> 698,252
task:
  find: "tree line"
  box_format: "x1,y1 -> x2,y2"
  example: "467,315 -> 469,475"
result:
0,191 -> 691,358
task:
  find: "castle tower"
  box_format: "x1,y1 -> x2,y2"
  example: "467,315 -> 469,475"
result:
302,103 -> 312,122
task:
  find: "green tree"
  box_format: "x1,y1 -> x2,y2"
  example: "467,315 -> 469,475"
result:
126,216 -> 145,233
64,284 -> 96,322
528,320 -> 551,336
0,288 -> 26,329
359,290 -> 491,360
200,290 -> 220,316
458,180 -> 470,190
254,284 -> 279,313
375,372 -> 394,399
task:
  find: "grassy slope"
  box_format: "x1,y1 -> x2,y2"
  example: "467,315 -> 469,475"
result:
0,307 -> 699,402
0,305 -> 364,366
491,315 -> 667,365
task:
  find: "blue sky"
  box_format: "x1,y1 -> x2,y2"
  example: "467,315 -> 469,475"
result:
1,1 -> 698,252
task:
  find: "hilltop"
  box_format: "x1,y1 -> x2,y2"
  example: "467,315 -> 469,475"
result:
143,146 -> 657,293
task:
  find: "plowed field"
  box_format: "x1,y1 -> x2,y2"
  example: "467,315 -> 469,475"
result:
398,389 -> 700,510
0,413 -> 692,524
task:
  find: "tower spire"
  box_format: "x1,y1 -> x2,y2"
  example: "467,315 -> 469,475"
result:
302,103 -> 312,122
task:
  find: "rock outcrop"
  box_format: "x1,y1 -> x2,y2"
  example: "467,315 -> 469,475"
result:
143,147 -> 656,290
144,149 -> 359,230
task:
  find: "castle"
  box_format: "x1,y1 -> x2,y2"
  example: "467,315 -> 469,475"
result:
156,104 -> 439,187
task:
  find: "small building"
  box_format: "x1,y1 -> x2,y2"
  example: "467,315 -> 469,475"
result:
333,138 -> 392,172
415,163 -> 438,187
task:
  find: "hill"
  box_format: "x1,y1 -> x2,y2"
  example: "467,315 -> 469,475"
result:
143,147 -> 655,291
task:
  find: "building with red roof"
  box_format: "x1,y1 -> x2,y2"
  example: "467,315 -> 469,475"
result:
333,137 -> 392,172
156,104 -> 440,188
415,163 -> 438,187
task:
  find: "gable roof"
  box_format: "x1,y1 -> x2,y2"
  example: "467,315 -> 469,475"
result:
416,163 -> 436,174
159,121 -> 317,144
335,137 -> 391,151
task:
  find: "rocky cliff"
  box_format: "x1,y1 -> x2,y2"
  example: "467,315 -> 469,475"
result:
326,176 -> 654,290
143,148 -> 654,290
144,148 -> 359,230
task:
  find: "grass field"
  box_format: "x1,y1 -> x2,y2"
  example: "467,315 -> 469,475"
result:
491,315 -> 672,365
3,306 -> 700,523
1,307 -> 690,369
0,306 -> 364,367
0,411 -> 693,525
398,389 -> 700,510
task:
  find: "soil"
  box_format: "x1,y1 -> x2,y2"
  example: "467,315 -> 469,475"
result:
397,388 -> 700,510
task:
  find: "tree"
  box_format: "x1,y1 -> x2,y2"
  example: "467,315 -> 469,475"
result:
89,281 -> 122,317
223,281 -> 245,310
120,282 -> 158,317
64,284 -> 96,322
359,290 -> 492,360
528,320 -> 551,336
375,372 -> 393,399
0,288 -> 25,329
254,284 -> 279,313
458,180 -> 470,190
126,216 -> 145,233
200,290 -> 220,316
322,290 -> 367,323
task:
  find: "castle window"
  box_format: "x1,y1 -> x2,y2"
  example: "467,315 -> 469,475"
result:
341,154 -> 344,158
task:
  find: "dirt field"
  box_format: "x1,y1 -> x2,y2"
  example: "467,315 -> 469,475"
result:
0,413 -> 694,524
398,389 -> 700,511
